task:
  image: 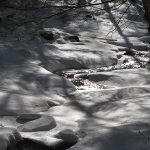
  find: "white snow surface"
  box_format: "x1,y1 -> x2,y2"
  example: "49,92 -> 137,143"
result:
0,0 -> 150,149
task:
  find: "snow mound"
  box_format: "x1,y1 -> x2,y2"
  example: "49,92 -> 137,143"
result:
0,93 -> 49,115
0,64 -> 76,116
18,115 -> 56,132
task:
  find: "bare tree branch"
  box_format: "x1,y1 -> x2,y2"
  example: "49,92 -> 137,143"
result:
2,0 -> 126,10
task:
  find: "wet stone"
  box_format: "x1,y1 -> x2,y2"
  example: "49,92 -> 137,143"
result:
124,50 -> 135,56
64,35 -> 80,42
55,129 -> 78,144
72,79 -> 84,86
18,115 -> 56,132
39,30 -> 54,41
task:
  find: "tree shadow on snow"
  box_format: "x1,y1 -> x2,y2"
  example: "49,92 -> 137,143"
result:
72,122 -> 150,150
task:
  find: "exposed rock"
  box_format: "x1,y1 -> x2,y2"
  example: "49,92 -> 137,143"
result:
124,49 -> 135,56
63,73 -> 74,78
17,114 -> 41,123
84,14 -> 96,21
39,30 -> 54,41
18,115 -> 56,132
72,78 -> 84,86
85,14 -> 92,19
64,35 -> 80,42
55,129 -> 78,144
0,127 -> 22,150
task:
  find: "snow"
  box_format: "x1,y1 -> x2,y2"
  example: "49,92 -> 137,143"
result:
69,125 -> 150,150
0,0 -> 150,149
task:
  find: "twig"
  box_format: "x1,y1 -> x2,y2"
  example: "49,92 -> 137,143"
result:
105,1 -> 132,39
3,0 -> 125,11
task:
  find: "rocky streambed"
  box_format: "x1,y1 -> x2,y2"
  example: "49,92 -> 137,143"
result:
55,49 -> 150,91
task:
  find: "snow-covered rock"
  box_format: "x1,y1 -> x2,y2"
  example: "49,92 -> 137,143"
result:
55,129 -> 78,144
40,105 -> 86,124
18,115 -> 56,132
64,35 -> 80,42
17,113 -> 41,121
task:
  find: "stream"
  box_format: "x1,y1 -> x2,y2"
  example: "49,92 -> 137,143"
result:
55,49 -> 150,90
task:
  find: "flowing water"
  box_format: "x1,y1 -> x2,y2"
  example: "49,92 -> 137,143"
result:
55,49 -> 150,90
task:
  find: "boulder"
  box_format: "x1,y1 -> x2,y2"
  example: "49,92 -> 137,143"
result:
39,30 -> 54,41
18,115 -> 56,132
17,114 -> 41,123
64,35 -> 80,42
55,129 -> 78,144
